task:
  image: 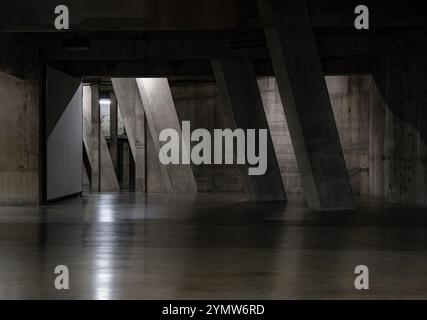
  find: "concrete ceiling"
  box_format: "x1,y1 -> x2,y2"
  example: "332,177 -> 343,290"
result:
1,0 -> 426,78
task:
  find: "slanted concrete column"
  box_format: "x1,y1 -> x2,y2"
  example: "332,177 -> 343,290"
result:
257,0 -> 354,210
83,85 -> 93,189
136,78 -> 197,193
134,87 -> 146,193
90,83 -> 101,192
100,130 -> 120,192
112,78 -> 153,192
83,85 -> 120,192
109,91 -> 118,171
212,59 -> 286,201
100,123 -> 120,192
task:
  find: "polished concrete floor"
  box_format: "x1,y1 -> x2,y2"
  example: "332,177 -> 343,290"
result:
0,192 -> 426,299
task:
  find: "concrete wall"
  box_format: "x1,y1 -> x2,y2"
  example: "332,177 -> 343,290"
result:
0,70 -> 39,204
370,57 -> 427,206
170,80 -> 245,193
260,73 -> 427,207
0,68 -> 424,206
259,76 -> 371,196
100,102 -> 125,137
170,76 -> 374,197
327,76 -> 371,196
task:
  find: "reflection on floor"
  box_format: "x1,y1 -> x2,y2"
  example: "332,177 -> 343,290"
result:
0,193 -> 426,299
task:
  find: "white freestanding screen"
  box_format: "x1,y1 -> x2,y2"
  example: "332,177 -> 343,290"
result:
45,67 -> 83,201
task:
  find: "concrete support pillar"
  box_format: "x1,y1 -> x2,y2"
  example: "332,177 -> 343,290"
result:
136,78 -> 197,193
83,85 -> 120,192
100,125 -> 120,192
82,86 -> 93,189
134,88 -> 146,192
212,59 -> 286,201
111,78 -> 149,192
109,91 -> 118,172
257,0 -> 354,210
90,83 -> 101,192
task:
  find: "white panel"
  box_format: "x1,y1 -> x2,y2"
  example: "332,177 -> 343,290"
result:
46,67 -> 83,201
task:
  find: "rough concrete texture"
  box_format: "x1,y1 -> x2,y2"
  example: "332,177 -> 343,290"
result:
121,142 -> 131,188
100,98 -> 125,137
83,86 -> 93,191
259,76 -> 373,197
258,0 -> 354,210
83,85 -> 120,192
371,57 -> 427,206
89,83 -> 100,191
145,125 -> 167,192
109,92 -> 118,170
136,78 -> 197,193
170,80 -> 245,193
258,77 -> 302,194
112,78 -> 163,193
260,73 -> 427,208
171,76 -> 375,199
212,59 -> 286,201
0,70 -> 39,204
327,76 -> 370,196
100,124 -> 120,192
